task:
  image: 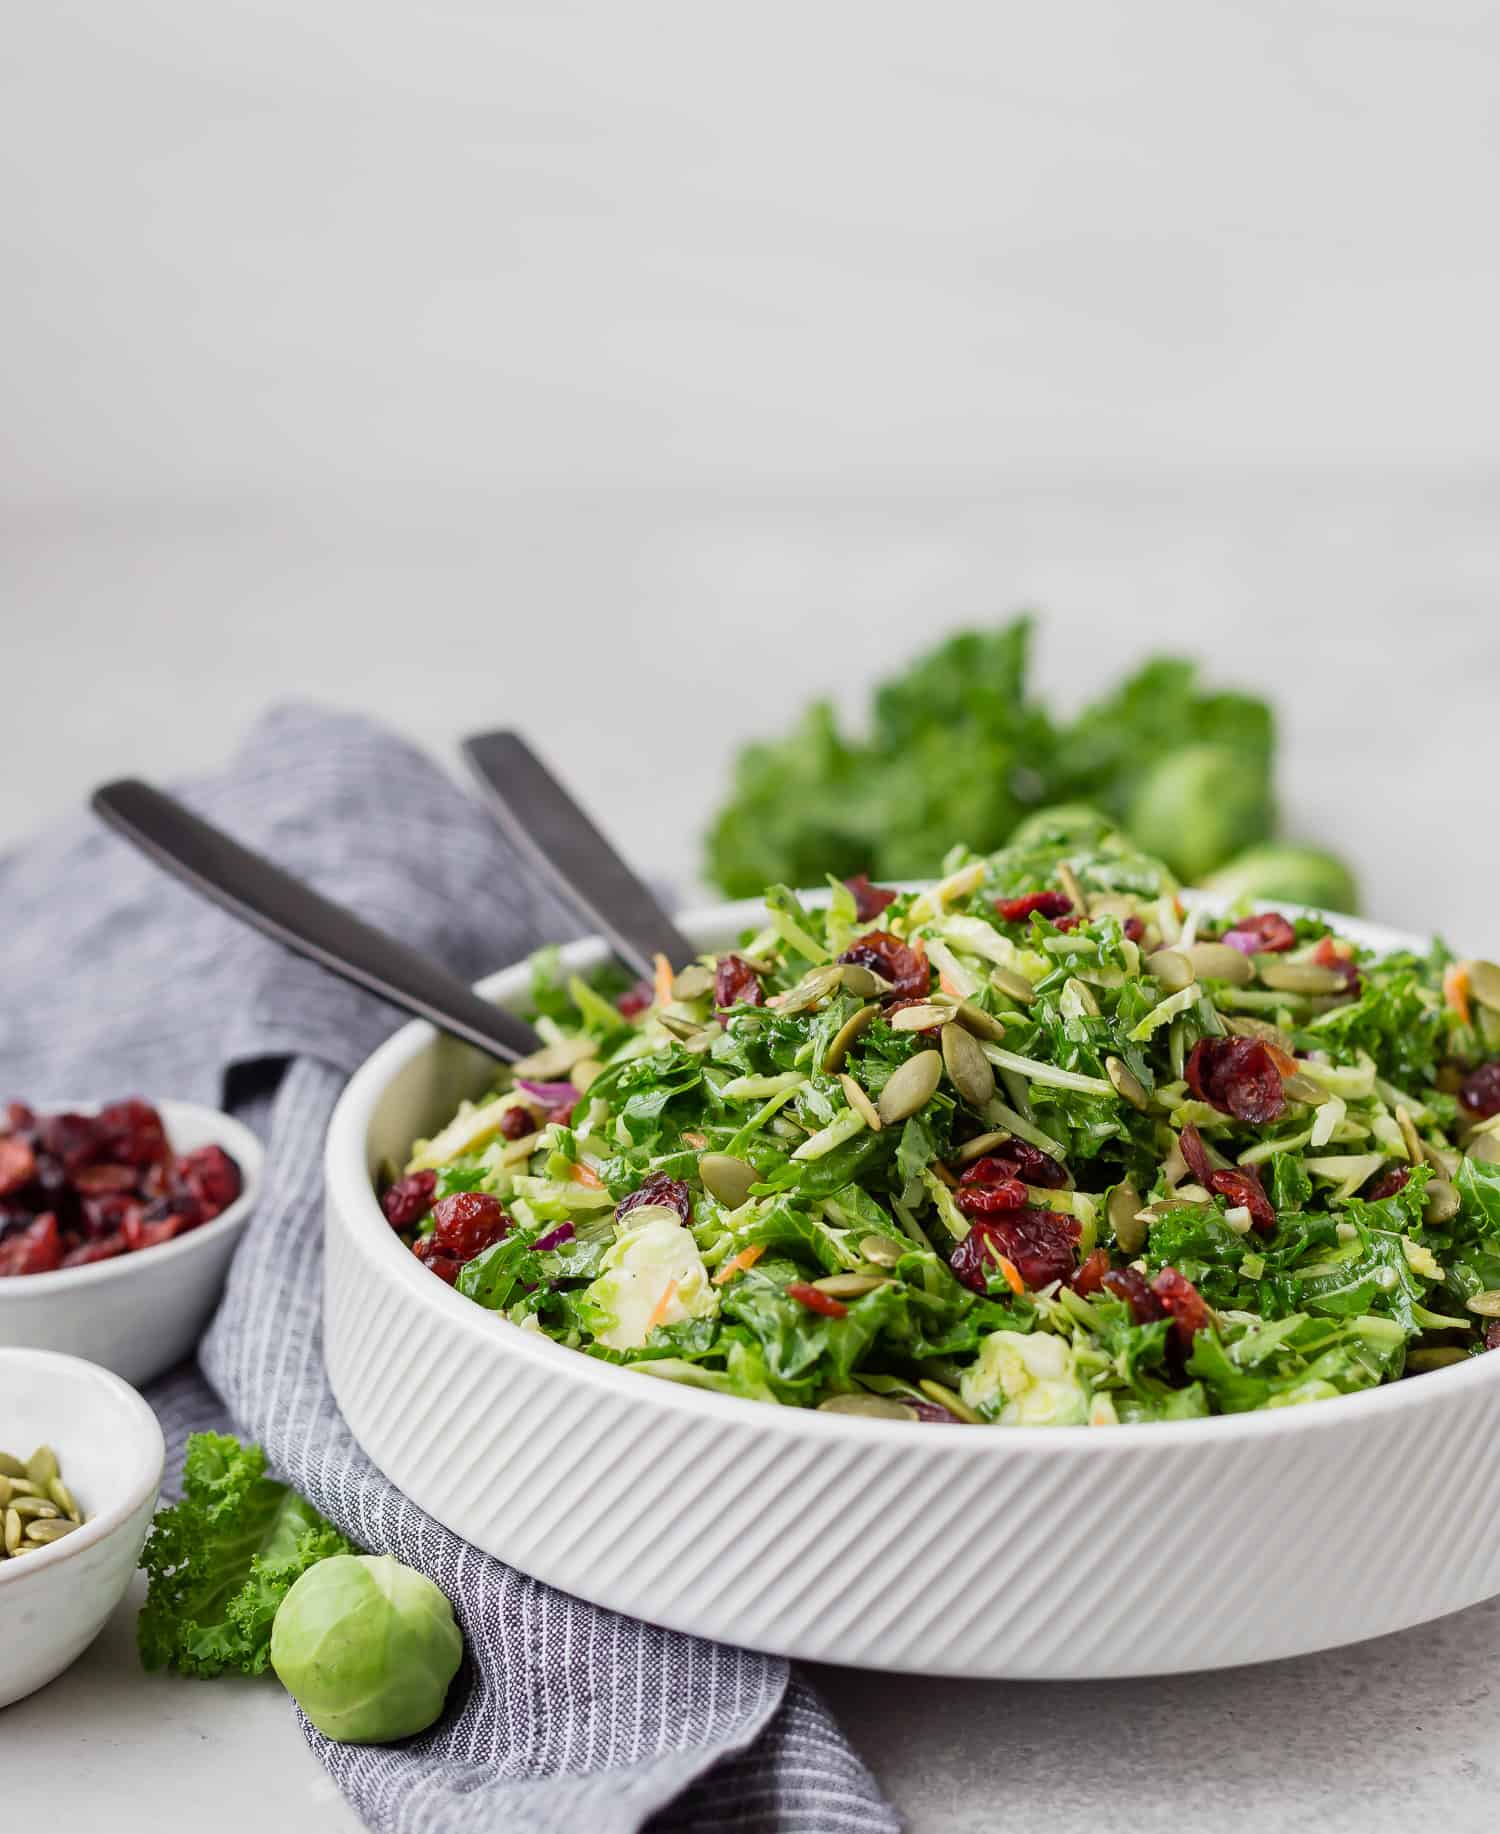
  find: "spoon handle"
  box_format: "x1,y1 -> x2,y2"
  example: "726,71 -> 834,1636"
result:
91,778 -> 541,1064
461,730 -> 695,982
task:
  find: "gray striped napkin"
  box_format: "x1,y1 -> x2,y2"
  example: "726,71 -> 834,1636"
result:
0,706 -> 900,1834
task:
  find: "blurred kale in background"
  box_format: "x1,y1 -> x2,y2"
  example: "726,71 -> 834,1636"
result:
704,617 -> 1358,911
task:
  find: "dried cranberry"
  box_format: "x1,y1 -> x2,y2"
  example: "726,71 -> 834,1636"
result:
4,1102 -> 37,1134
38,1112 -> 103,1175
499,1107 -> 535,1141
381,1169 -> 438,1230
995,890 -> 1073,923
1487,1321 -> 1500,1353
1102,1266 -> 1166,1324
82,1192 -> 140,1239
954,1175 -> 1029,1218
0,1212 -> 62,1277
616,979 -> 654,1019
1178,1122 -> 1215,1187
176,1145 -> 243,1218
430,1191 -> 508,1261
0,1134 -> 36,1198
1461,1062 -> 1500,1120
71,1162 -> 139,1195
617,1171 -> 693,1226
61,1232 -> 129,1267
786,1282 -> 848,1318
1122,916 -> 1145,943
714,954 -> 765,1014
1365,1165 -> 1412,1202
845,873 -> 898,922
1312,935 -> 1362,993
961,1142 -> 1070,1190
1053,913 -> 1084,933
837,932 -> 929,1002
1185,1037 -> 1286,1124
413,1236 -> 463,1284
95,1099 -> 169,1168
909,1399 -> 962,1423
1221,911 -> 1296,955
1072,1248 -> 1111,1296
1210,1167 -> 1277,1233
950,1208 -> 1079,1293
1151,1266 -> 1213,1348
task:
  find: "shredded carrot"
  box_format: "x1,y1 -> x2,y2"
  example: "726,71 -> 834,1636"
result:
646,1278 -> 679,1333
682,1130 -> 708,1149
653,952 -> 674,1008
570,1161 -> 604,1189
984,1243 -> 1025,1294
939,971 -> 963,999
713,1243 -> 766,1287
1444,963 -> 1472,1027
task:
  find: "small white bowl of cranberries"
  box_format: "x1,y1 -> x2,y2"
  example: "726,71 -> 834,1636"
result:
0,1098 -> 263,1386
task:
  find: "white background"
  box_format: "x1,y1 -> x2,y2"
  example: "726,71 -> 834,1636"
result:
4,4 -> 1500,1828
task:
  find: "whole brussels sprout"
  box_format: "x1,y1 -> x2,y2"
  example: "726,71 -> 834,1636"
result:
1007,803 -> 1115,850
1201,844 -> 1359,916
1124,743 -> 1273,883
270,1554 -> 463,1743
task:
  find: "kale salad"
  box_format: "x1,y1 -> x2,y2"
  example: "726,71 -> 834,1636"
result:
380,815 -> 1500,1426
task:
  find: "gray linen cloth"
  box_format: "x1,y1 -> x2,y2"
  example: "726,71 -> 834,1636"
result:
0,706 -> 900,1834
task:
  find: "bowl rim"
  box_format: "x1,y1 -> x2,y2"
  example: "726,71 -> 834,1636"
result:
0,1347 -> 165,1586
0,1098 -> 263,1296
326,892 -> 1493,1455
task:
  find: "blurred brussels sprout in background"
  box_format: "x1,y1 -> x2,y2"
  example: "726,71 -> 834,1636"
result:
271,1553 -> 463,1744
1201,844 -> 1360,915
1124,742 -> 1275,884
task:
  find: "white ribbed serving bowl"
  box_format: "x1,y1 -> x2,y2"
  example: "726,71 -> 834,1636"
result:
324,899 -> 1500,1677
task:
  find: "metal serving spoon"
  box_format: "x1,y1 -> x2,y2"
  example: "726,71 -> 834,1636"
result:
91,778 -> 542,1063
460,730 -> 694,980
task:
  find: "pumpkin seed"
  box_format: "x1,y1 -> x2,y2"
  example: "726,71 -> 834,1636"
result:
1183,942 -> 1254,987
1395,1105 -> 1425,1169
770,965 -> 843,1013
1105,1056 -> 1149,1113
511,1035 -> 598,1080
954,1000 -> 1009,1041
681,1029 -> 720,1056
822,1002 -> 878,1073
699,1153 -> 758,1211
1056,862 -> 1087,916
889,1002 -> 950,1032
4,1477 -> 41,1498
1407,1347 -> 1471,1373
1472,1133 -> 1500,1166
670,962 -> 715,1001
941,1023 -> 995,1109
11,1497 -> 59,1521
656,1011 -> 704,1042
1468,959 -> 1500,1014
812,1273 -> 890,1298
1145,948 -> 1194,993
3,1509 -> 19,1556
1064,976 -> 1101,1018
990,967 -> 1037,1006
840,1074 -> 884,1133
838,963 -> 890,998
1282,1072 -> 1330,1107
47,1478 -> 81,1522
956,1130 -> 1012,1163
918,1379 -> 982,1424
0,1476 -> 9,1509
1465,1289 -> 1500,1318
1109,1184 -> 1146,1254
817,1393 -> 913,1419
877,1050 -> 943,1125
860,1234 -> 906,1267
1257,959 -> 1350,996
0,1453 -> 25,1479
23,1518 -> 77,1545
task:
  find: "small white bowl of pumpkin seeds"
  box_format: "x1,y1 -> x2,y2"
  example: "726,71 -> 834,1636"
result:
0,1347 -> 164,1708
